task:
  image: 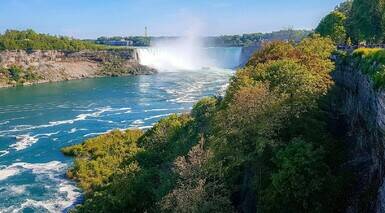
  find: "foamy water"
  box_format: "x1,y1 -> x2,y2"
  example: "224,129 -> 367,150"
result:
0,161 -> 81,212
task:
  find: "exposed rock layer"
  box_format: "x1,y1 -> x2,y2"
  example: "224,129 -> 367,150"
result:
0,49 -> 155,88
239,44 -> 262,67
332,58 -> 385,212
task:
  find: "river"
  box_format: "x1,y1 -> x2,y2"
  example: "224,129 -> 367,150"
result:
0,47 -> 240,212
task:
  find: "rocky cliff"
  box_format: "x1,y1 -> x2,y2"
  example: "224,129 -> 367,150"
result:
0,49 -> 155,88
239,43 -> 262,67
332,58 -> 385,212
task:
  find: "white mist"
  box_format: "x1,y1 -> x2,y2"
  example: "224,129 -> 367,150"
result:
137,22 -> 242,71
137,35 -> 208,71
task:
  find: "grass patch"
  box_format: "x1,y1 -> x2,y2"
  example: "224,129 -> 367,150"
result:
352,48 -> 385,89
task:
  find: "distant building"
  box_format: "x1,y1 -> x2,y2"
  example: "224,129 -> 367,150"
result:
97,39 -> 133,46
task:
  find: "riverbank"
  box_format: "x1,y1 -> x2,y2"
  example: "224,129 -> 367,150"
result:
0,49 -> 156,88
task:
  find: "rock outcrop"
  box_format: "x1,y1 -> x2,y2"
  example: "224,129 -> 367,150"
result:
332,58 -> 385,212
0,49 -> 156,88
239,43 -> 262,67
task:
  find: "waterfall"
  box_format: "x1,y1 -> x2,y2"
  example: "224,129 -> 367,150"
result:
137,47 -> 242,71
205,47 -> 242,69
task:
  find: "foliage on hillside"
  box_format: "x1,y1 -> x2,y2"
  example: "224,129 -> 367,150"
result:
208,35 -> 344,212
316,11 -> 347,44
347,0 -> 385,43
0,65 -> 40,85
348,48 -> 385,88
61,130 -> 143,192
316,0 -> 385,44
64,114 -> 205,212
99,57 -> 127,77
0,29 -> 101,51
335,0 -> 353,15
316,1 -> 385,89
64,35 -> 349,212
205,30 -> 312,47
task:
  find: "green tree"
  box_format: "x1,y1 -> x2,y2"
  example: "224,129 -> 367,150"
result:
335,0 -> 353,15
263,139 -> 336,212
191,97 -> 218,132
8,66 -> 22,81
159,138 -> 233,213
316,11 -> 348,44
347,0 -> 385,43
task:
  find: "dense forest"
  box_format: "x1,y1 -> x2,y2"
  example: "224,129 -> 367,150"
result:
315,0 -> 385,45
0,29 -> 101,51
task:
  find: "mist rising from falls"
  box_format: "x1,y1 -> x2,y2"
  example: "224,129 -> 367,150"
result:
137,37 -> 242,71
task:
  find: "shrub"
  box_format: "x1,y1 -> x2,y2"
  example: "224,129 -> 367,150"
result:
191,97 -> 218,132
0,65 -> 40,85
61,129 -> 143,192
352,48 -> 385,88
263,139 -> 336,212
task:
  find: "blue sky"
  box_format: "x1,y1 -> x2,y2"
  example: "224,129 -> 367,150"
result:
0,0 -> 344,38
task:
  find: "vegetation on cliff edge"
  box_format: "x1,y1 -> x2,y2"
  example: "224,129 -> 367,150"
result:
63,35 -> 350,212
0,65 -> 41,86
0,29 -> 101,51
348,48 -> 385,88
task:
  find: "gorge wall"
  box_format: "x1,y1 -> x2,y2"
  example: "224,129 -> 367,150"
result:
332,58 -> 385,212
0,49 -> 155,88
239,43 -> 262,67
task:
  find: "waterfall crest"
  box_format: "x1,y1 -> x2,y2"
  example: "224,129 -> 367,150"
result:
137,45 -> 242,71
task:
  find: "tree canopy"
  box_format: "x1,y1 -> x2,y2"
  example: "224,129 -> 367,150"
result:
317,0 -> 385,44
0,29 -> 101,51
335,0 -> 353,15
347,0 -> 385,43
316,11 -> 347,44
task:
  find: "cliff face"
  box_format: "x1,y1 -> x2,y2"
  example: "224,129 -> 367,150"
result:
332,58 -> 385,212
0,49 -> 155,88
239,43 -> 262,67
